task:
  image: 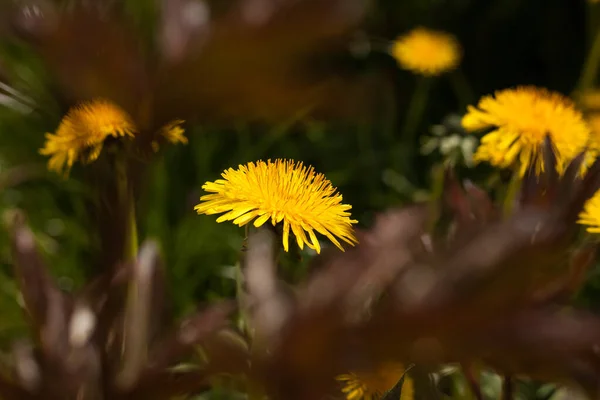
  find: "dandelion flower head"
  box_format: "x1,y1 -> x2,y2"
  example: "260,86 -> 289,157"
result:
391,27 -> 461,76
194,159 -> 358,254
578,189 -> 600,233
160,119 -> 187,145
40,99 -> 135,175
152,119 -> 188,152
462,86 -> 591,176
336,363 -> 414,400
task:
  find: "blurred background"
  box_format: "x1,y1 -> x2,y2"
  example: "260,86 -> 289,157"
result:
0,0 -> 594,368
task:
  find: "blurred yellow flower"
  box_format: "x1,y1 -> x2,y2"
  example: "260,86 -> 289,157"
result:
40,100 -> 136,175
462,86 -> 591,176
336,363 -> 413,400
160,119 -> 188,144
578,190 -> 600,233
194,159 -> 358,253
391,27 -> 461,76
41,100 -> 188,174
152,119 -> 188,152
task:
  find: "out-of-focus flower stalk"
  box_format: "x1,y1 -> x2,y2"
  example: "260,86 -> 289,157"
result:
577,9 -> 600,92
502,172 -> 522,218
115,155 -> 138,262
397,77 -> 432,173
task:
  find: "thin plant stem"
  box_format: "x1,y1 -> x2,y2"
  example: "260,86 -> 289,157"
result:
236,224 -> 250,336
125,196 -> 138,261
502,172 -> 522,217
427,163 -> 446,234
461,363 -> 483,400
115,155 -> 138,262
395,77 -> 432,173
243,224 -> 274,400
576,21 -> 600,93
244,224 -> 250,249
502,375 -> 513,400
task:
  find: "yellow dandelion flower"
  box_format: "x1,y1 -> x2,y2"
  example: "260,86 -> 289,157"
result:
194,159 -> 358,253
336,363 -> 414,400
462,86 -> 591,176
40,99 -> 136,174
151,119 -> 188,152
160,119 -> 187,144
391,27 -> 461,76
578,189 -> 600,233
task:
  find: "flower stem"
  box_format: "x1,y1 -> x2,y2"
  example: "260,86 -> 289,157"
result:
125,195 -> 138,261
236,224 -> 250,335
115,155 -> 138,262
427,163 -> 446,234
502,172 -> 522,217
395,77 -> 432,174
502,376 -> 513,400
576,17 -> 600,92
